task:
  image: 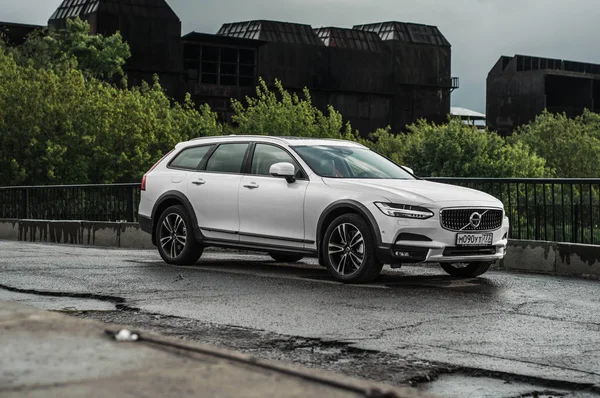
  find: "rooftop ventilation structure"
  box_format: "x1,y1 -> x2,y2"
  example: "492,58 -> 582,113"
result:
49,0 -> 98,22
217,20 -> 324,46
49,0 -> 179,25
314,27 -> 385,52
353,21 -> 450,46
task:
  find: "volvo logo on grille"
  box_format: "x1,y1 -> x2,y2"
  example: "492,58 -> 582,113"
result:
469,212 -> 482,228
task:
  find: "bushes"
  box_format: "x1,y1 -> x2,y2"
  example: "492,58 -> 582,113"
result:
1,18 -> 596,184
401,119 -> 549,178
363,120 -> 549,178
230,78 -> 357,140
229,80 -> 552,178
0,51 -> 220,185
0,17 -> 220,186
10,17 -> 131,80
511,110 -> 600,178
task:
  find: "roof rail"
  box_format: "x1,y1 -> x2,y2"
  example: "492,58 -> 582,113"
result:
190,135 -> 288,143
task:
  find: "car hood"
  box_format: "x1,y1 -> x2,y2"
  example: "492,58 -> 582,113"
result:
322,178 -> 502,207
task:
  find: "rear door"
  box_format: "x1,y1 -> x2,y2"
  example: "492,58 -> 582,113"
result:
187,142 -> 250,242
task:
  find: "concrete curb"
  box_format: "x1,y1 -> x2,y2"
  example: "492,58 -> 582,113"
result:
1,300 -> 430,398
0,218 -> 154,250
2,218 -> 600,278
499,239 -> 600,278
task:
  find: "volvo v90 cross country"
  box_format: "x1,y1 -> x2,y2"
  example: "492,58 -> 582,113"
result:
138,135 -> 509,283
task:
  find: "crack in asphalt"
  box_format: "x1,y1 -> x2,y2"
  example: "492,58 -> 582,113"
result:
423,343 -> 600,380
512,311 -> 600,328
2,283 -> 600,395
0,267 -> 148,274
506,391 -> 568,398
359,311 -> 505,341
510,298 -> 600,328
510,300 -> 547,311
0,283 -> 126,306
359,307 -> 600,342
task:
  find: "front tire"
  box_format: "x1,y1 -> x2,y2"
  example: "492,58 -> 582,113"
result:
323,214 -> 383,283
156,205 -> 203,265
440,262 -> 492,278
269,252 -> 305,263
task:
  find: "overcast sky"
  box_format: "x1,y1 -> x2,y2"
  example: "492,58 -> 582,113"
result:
1,0 -> 599,113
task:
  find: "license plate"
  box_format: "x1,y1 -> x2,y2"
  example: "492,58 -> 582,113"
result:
456,233 -> 493,246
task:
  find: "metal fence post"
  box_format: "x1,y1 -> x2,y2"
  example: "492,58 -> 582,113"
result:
21,188 -> 29,219
573,204 -> 579,244
126,186 -> 134,223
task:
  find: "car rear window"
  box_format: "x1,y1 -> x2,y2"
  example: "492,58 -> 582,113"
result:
169,145 -> 213,170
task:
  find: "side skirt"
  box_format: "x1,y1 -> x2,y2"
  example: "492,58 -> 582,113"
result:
201,237 -> 318,257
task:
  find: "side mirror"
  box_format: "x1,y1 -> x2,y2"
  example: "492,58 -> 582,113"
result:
402,166 -> 415,175
270,162 -> 296,183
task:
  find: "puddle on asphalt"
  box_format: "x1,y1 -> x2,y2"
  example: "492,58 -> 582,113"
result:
419,374 -> 597,398
0,289 -> 116,312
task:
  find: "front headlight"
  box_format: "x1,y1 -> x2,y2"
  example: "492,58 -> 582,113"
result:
374,202 -> 434,219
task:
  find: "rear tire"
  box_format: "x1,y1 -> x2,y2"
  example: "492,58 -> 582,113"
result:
440,262 -> 492,277
269,252 -> 305,263
322,214 -> 383,283
156,205 -> 203,265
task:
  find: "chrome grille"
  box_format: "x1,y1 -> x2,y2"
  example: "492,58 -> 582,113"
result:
440,208 -> 503,231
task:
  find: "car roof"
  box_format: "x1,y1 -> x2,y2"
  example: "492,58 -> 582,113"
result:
177,135 -> 367,149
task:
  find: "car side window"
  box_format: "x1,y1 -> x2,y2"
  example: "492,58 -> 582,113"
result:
169,145 -> 213,170
205,143 -> 249,174
251,144 -> 299,176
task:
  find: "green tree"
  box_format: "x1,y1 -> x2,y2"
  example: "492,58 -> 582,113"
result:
511,110 -> 600,177
0,50 -> 220,186
230,78 -> 358,140
366,127 -> 409,164
11,17 -> 130,79
369,118 -> 550,178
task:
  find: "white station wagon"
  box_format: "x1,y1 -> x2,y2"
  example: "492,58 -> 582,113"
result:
138,135 -> 509,283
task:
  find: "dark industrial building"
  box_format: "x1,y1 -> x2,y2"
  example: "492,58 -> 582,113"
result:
2,0 -> 459,136
487,54 -> 600,136
188,20 -> 457,133
48,0 -> 183,95
0,21 -> 42,46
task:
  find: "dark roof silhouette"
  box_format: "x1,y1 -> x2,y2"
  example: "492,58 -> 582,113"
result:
217,20 -> 324,46
353,21 -> 450,46
49,0 -> 179,22
314,27 -> 385,52
491,54 -> 600,75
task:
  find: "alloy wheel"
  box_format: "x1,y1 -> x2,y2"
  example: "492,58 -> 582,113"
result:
327,223 -> 365,276
159,213 -> 187,259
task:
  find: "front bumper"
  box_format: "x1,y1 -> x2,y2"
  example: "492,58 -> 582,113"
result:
376,242 -> 507,265
370,203 -> 509,265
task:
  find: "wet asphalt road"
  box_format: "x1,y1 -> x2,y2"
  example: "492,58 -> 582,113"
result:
1,241 -> 600,396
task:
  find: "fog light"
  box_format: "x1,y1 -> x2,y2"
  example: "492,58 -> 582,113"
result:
395,251 -> 411,257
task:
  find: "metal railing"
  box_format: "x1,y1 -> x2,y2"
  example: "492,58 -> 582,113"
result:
0,184 -> 141,222
430,178 -> 600,245
1,179 -> 600,244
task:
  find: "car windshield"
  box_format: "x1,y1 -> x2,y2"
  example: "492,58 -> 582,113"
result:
292,145 -> 415,179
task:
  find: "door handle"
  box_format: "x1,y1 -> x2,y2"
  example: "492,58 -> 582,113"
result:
243,183 -> 259,189
192,179 -> 206,186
